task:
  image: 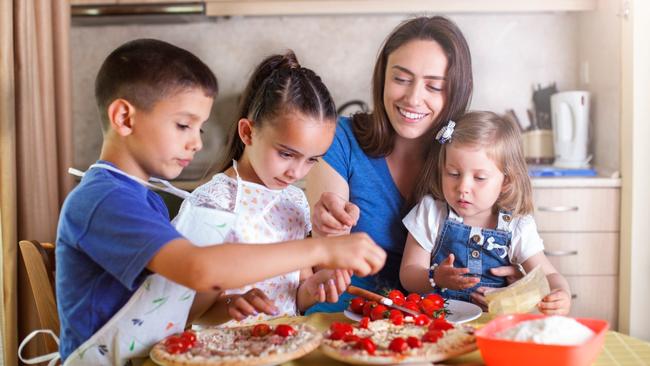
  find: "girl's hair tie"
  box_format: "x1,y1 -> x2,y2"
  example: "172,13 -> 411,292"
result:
435,120 -> 456,144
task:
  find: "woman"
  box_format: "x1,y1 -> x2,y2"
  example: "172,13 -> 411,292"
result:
306,16 -> 518,313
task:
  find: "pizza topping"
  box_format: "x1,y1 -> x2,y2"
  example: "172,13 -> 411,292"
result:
430,318 -> 454,331
406,336 -> 422,348
329,322 -> 353,335
422,329 -> 443,343
414,314 -> 431,326
328,330 -> 347,340
343,334 -> 361,343
359,317 -> 370,329
252,323 -> 272,337
274,324 -> 296,337
355,337 -> 377,355
389,311 -> 404,325
388,337 -> 408,353
163,332 -> 197,354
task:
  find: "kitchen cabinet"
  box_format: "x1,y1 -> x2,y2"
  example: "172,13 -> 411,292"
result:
532,177 -> 621,329
69,0 -> 198,4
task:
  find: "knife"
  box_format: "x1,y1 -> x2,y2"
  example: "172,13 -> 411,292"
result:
347,285 -> 421,317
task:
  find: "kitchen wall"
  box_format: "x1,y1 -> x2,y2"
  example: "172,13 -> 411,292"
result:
71,12 -> 601,179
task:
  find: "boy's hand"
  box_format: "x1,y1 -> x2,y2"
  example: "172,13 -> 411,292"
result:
302,269 -> 352,303
435,254 -> 480,290
320,233 -> 386,277
226,288 -> 278,321
312,192 -> 360,236
538,288 -> 571,315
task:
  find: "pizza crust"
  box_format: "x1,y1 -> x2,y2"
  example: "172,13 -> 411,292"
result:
150,323 -> 322,366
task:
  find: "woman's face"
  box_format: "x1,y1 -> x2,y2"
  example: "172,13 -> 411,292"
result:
383,39 -> 448,142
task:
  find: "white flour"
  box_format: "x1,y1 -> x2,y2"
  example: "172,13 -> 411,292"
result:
497,316 -> 595,345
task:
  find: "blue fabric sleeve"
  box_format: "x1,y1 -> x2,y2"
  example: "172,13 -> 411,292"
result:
78,188 -> 182,290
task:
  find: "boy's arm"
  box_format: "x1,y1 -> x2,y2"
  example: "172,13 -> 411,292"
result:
148,234 -> 385,292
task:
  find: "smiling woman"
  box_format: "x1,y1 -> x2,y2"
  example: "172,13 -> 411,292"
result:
305,16 -> 476,313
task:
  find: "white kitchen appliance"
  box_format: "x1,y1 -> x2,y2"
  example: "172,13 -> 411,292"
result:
550,91 -> 591,168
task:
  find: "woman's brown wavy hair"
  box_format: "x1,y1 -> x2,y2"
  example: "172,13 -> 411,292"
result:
351,16 -> 473,207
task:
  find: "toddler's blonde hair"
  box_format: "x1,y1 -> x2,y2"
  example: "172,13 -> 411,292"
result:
430,111 -> 534,216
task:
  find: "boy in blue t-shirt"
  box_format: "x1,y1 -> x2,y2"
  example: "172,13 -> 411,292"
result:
55,39 -> 386,364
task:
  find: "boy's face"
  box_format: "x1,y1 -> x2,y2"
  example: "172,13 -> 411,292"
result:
126,89 -> 213,180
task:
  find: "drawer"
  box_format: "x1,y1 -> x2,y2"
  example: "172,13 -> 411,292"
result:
533,188 -> 620,232
566,275 -> 618,329
542,232 -> 619,275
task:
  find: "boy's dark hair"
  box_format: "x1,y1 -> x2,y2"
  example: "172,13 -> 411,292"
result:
95,38 -> 218,130
215,50 -> 336,173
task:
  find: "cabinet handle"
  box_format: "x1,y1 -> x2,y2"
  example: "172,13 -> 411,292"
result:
537,206 -> 579,212
544,250 -> 579,257
571,294 -> 578,299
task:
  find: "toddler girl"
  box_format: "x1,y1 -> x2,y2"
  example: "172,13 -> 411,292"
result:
174,51 -> 356,324
399,111 -> 571,315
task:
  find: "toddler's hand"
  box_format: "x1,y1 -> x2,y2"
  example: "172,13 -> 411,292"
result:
225,288 -> 278,321
435,254 -> 480,290
538,288 -> 571,315
312,192 -> 360,236
321,233 -> 386,277
303,269 -> 352,303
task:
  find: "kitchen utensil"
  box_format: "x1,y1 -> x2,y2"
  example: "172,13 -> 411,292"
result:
551,91 -> 591,168
504,109 -> 524,131
532,83 -> 557,130
347,286 -> 420,317
476,314 -> 608,366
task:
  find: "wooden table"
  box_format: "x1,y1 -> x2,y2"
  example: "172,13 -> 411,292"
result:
144,312 -> 650,365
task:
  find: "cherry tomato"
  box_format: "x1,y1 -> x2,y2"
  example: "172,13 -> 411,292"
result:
328,330 -> 346,340
166,343 -> 185,354
180,330 -> 197,344
252,324 -> 271,337
355,338 -> 376,355
388,337 -> 409,353
414,314 -> 431,326
401,301 -> 421,315
389,312 -> 404,325
359,317 -> 370,329
419,299 -> 437,316
370,304 -> 389,321
165,336 -> 191,354
406,293 -> 422,304
164,335 -> 182,346
422,330 -> 443,343
406,336 -> 422,348
349,297 -> 366,314
274,324 -> 296,337
424,293 -> 445,310
329,322 -> 353,335
362,300 -> 378,317
429,318 -> 454,331
343,334 -> 361,343
387,289 -> 405,306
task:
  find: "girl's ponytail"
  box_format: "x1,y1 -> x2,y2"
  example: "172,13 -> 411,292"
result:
213,50 -> 335,174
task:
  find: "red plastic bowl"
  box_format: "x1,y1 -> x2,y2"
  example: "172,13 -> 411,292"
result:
475,314 -> 609,366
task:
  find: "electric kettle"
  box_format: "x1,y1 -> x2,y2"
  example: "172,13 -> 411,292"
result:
550,91 -> 591,168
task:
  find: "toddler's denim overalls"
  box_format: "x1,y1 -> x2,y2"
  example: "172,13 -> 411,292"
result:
431,207 -> 514,302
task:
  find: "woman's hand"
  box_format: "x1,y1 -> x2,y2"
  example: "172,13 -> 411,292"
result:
301,269 -> 353,304
312,192 -> 360,236
225,288 -> 278,321
469,265 -> 524,309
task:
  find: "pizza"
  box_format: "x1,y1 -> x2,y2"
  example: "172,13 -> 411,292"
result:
150,323 -> 322,366
320,317 -> 476,365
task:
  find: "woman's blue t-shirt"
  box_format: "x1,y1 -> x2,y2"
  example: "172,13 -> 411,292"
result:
307,117 -> 408,313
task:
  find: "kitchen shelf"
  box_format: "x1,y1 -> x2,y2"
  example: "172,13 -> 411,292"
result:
205,0 -> 598,16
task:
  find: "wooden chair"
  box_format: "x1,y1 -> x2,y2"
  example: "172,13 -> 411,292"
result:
18,240 -> 60,357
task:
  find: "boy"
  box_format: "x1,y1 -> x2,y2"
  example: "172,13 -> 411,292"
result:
56,39 -> 385,364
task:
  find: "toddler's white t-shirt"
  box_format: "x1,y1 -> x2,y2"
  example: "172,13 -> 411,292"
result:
402,195 -> 544,265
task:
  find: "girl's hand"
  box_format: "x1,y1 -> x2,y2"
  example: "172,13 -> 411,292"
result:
302,269 -> 353,303
320,233 -> 386,277
226,288 -> 278,321
435,254 -> 480,290
470,265 -> 524,308
538,288 -> 571,315
312,192 -> 360,236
